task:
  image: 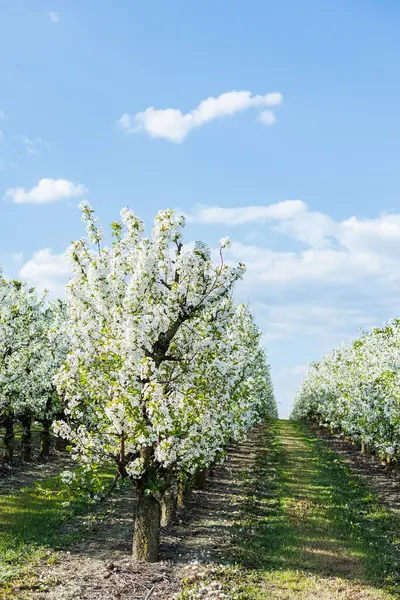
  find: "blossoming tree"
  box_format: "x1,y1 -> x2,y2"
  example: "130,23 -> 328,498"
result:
55,202 -> 275,562
291,318 -> 400,462
0,276 -> 44,460
0,273 -> 68,460
35,300 -> 70,455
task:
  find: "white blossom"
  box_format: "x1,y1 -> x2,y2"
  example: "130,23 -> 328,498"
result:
55,204 -> 276,490
292,318 -> 400,458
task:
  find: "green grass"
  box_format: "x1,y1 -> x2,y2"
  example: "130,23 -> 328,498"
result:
180,420 -> 400,599
2,421 -> 400,600
0,467 -> 115,595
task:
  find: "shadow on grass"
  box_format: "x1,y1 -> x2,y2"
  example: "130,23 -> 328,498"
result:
0,470 -> 116,584
171,420 -> 400,598
2,421 -> 400,597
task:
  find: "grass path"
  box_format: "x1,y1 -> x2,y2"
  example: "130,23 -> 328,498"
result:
2,420 -> 400,599
180,420 -> 400,599
0,465 -> 115,597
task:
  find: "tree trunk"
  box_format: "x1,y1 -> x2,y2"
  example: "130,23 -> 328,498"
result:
20,415 -> 32,461
208,464 -> 216,478
40,420 -> 52,456
161,486 -> 177,527
132,491 -> 161,562
361,440 -> 366,454
177,477 -> 190,508
4,416 -> 14,462
194,468 -> 207,490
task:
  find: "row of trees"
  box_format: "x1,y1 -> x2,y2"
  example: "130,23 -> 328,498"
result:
1,203 -> 276,562
292,318 -> 400,462
0,278 -> 68,461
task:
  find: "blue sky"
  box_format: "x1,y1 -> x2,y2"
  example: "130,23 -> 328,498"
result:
1,0 -> 400,417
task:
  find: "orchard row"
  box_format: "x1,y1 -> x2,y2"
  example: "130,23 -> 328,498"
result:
0,283 -> 68,460
0,203 -> 276,561
292,319 -> 400,462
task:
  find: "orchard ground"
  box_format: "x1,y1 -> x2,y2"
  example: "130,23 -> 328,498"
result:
1,421 -> 400,600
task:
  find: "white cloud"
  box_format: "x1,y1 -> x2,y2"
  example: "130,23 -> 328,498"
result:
285,365 -> 308,376
270,207 -> 400,255
258,110 -> 276,126
276,211 -> 337,249
5,178 -> 87,205
249,302 -> 387,389
183,204 -> 400,332
229,242 -> 385,287
118,90 -> 283,142
20,136 -> 37,154
19,249 -> 71,298
18,135 -> 50,155
185,200 -> 400,416
47,12 -> 59,23
337,214 -> 400,256
185,200 -> 306,225
200,202 -> 400,342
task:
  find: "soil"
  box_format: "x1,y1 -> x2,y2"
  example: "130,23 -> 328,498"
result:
11,439 -> 253,600
0,453 -> 72,496
309,423 -> 400,515
7,422 -> 400,600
